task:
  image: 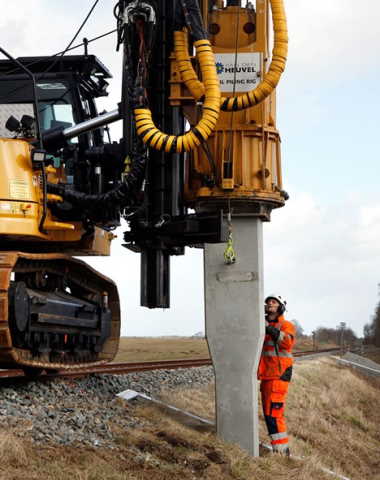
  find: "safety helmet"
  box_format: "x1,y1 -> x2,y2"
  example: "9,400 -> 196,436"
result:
265,294 -> 287,314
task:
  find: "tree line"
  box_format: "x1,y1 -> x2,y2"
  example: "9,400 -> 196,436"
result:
292,294 -> 380,347
363,300 -> 380,346
291,320 -> 359,347
313,326 -> 358,345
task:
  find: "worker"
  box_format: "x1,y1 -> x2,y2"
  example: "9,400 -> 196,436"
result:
258,294 -> 296,455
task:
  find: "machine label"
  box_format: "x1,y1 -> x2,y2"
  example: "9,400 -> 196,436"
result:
9,180 -> 30,200
214,53 -> 261,92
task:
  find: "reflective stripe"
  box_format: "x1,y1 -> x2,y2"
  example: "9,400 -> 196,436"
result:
272,442 -> 289,451
263,350 -> 293,358
270,432 -> 288,441
278,331 -> 286,342
264,339 -> 288,347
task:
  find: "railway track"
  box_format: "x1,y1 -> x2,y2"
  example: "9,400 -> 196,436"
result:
0,347 -> 345,379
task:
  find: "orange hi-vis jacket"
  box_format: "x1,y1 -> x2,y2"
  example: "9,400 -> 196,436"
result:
258,315 -> 296,380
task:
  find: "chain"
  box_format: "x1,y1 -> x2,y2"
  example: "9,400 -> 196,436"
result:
134,19 -> 149,106
223,208 -> 236,265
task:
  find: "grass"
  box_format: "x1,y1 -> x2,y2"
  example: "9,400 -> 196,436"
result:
112,337 -> 337,363
1,356 -> 379,479
363,351 -> 380,365
157,357 -> 380,480
113,337 -> 210,363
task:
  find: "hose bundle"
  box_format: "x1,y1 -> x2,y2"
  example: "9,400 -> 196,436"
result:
174,0 -> 288,111
47,152 -> 146,210
133,0 -> 221,153
174,29 -> 205,101
135,37 -> 220,153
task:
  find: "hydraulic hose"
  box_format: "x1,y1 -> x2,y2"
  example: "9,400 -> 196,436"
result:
134,38 -> 221,153
174,0 -> 288,111
174,29 -> 205,101
47,153 -> 146,210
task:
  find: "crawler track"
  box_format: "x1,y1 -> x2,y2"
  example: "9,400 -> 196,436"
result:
0,347 -> 344,379
0,252 -> 120,370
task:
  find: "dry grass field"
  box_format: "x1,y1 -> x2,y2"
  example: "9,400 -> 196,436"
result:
113,337 -> 210,363
157,357 -> 380,480
112,336 -> 337,363
0,357 -> 378,479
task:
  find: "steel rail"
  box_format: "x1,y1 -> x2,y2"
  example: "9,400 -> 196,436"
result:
0,347 -> 348,379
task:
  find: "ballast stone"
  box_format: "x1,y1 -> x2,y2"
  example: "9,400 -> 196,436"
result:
0,366 -> 214,446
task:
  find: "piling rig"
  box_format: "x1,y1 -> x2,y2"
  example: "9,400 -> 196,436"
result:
0,0 -> 287,381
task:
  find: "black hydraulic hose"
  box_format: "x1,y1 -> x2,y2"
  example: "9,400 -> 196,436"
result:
174,0 -> 208,41
47,153 -> 146,210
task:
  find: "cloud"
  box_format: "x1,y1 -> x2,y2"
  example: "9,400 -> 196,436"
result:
0,2 -> 118,67
264,190 -> 380,336
84,189 -> 379,339
0,2 -> 123,135
285,0 -> 380,77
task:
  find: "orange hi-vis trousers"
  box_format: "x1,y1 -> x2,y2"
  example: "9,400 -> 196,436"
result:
260,379 -> 289,452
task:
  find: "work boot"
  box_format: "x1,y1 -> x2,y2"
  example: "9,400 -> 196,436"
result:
272,444 -> 290,457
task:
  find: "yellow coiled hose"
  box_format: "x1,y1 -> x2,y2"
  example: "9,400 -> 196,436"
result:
134,38 -> 220,153
174,30 -> 205,101
174,0 -> 288,111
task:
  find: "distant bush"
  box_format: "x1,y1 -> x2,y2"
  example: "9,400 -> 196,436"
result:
364,300 -> 380,346
315,325 -> 358,347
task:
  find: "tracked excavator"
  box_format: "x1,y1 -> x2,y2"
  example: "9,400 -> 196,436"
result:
0,0 -> 287,389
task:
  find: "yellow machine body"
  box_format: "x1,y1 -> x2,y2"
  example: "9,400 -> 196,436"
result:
0,138 -> 42,238
0,138 -> 113,255
171,0 -> 285,218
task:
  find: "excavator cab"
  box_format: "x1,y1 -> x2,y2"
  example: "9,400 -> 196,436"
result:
0,55 -> 111,144
0,55 -> 124,222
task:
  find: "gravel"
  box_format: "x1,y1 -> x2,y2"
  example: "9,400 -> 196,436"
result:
0,366 -> 214,447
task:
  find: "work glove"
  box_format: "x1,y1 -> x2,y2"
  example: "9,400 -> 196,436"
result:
266,325 -> 280,342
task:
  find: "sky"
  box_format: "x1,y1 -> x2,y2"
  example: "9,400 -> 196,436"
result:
1,0 -> 379,337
